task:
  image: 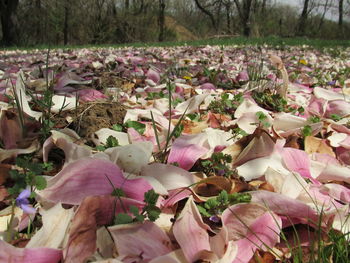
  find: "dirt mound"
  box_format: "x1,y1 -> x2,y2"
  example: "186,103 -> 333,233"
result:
165,16 -> 197,41
54,102 -> 126,139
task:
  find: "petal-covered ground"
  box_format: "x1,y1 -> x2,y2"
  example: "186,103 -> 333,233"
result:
0,44 -> 350,262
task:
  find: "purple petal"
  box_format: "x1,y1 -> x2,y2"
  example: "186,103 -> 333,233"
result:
18,189 -> 31,200
20,204 -> 37,214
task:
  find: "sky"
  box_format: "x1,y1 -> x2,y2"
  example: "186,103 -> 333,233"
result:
276,0 -> 343,21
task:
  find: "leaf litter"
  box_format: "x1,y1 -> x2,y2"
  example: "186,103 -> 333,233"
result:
0,44 -> 350,262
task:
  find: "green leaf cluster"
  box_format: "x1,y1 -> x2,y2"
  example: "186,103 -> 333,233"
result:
255,111 -> 271,128
114,189 -> 161,225
8,157 -> 50,196
198,190 -> 251,217
124,120 -> 146,135
96,135 -> 119,151
201,152 -> 234,177
252,91 -> 287,112
208,92 -> 243,115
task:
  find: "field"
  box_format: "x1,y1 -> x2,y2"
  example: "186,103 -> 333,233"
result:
0,38 -> 350,262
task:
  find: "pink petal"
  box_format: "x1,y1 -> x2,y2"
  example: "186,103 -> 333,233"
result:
162,188 -> 193,208
326,100 -> 350,118
233,212 -> 281,263
308,96 -> 327,116
337,147 -> 350,165
108,221 -> 173,263
55,72 -> 91,90
65,195 -> 144,262
0,240 -> 62,263
173,196 -> 211,262
167,135 -> 209,170
141,163 -> 195,190
146,68 -> 160,84
200,83 -> 216,90
77,89 -> 108,102
236,71 -> 249,82
321,183 -> 350,203
282,147 -> 320,184
220,203 -> 281,263
39,157 -> 152,205
250,190 -> 319,226
317,164 -> 350,184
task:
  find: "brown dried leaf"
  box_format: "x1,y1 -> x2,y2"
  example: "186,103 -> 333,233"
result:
305,136 -> 335,157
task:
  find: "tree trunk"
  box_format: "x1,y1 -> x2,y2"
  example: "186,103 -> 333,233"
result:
261,0 -> 267,14
125,0 -> 130,10
338,0 -> 343,36
63,1 -> 69,45
296,0 -> 309,36
318,0 -> 329,32
194,0 -> 218,31
234,0 -> 253,37
242,0 -> 253,37
158,0 -> 165,42
0,0 -> 19,46
35,0 -> 42,44
225,2 -> 231,34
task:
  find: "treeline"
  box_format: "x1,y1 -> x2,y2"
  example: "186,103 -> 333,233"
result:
0,0 -> 349,47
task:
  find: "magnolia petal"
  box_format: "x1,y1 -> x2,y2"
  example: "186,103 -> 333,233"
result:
273,112 -> 308,132
92,128 -> 129,146
175,94 -> 209,115
43,129 -> 91,164
250,190 -> 319,225
14,72 -> 42,120
282,147 -> 318,183
173,196 -> 211,263
55,72 -> 92,90
64,195 -> 144,262
321,184 -> 350,203
39,157 -> 152,205
0,240 -> 62,263
317,164 -> 350,184
236,145 -> 289,182
332,205 -> 350,239
265,168 -> 307,199
96,227 -> 115,259
108,221 -> 173,263
146,68 -> 161,84
0,140 -> 39,162
167,134 -> 209,170
326,100 -> 350,118
234,98 -> 270,119
105,142 -> 153,174
163,188 -> 193,208
141,163 -> 195,190
328,133 -> 348,147
149,249 -> 187,263
221,203 -> 281,263
314,87 -> 350,101
51,95 -> 77,113
77,89 -> 108,102
26,203 -> 74,249
222,203 -> 280,241
0,206 -> 23,241
234,130 -> 275,166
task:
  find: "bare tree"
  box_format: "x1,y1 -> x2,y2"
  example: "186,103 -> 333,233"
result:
339,0 -> 344,34
158,0 -> 166,41
318,0 -> 331,32
0,0 -> 19,46
63,0 -> 69,45
296,0 -> 310,36
194,0 -> 218,31
234,0 -> 253,37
